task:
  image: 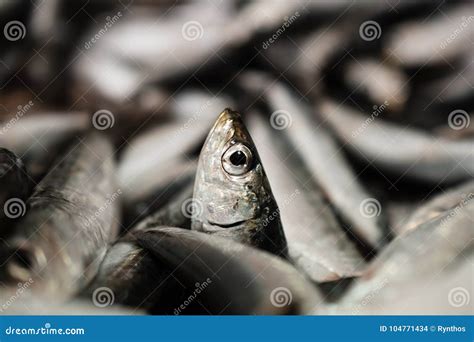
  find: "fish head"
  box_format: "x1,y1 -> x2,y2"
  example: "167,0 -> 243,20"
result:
192,109 -> 271,237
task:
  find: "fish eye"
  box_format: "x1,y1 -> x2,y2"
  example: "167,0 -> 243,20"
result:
222,144 -> 253,176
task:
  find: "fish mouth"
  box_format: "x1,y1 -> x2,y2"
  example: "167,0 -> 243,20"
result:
207,219 -> 247,229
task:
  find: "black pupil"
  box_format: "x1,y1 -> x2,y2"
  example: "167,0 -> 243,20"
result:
230,151 -> 247,166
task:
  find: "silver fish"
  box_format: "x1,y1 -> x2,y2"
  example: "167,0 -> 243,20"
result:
319,99 -> 474,184
0,133 -> 119,303
0,148 -> 29,226
325,198 -> 474,315
400,180 -> 474,235
344,58 -> 409,112
191,109 -> 287,256
136,227 -> 322,315
0,112 -> 90,181
242,73 -> 385,248
385,4 -> 474,67
247,111 -> 366,283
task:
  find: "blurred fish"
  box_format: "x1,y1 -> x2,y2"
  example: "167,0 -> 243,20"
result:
122,159 -> 197,229
385,4 -> 473,67
248,112 -> 366,282
243,73 -> 385,248
401,180 -> 474,235
118,91 -> 231,204
87,237 -> 179,312
0,148 -> 29,226
319,99 -> 474,183
192,109 -> 287,256
0,133 -> 120,302
344,58 -> 409,111
0,112 -> 89,180
326,196 -> 474,315
133,180 -> 194,231
137,227 -> 322,315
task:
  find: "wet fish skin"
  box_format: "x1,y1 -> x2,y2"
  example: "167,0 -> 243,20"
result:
136,227 -> 322,315
247,111 -> 366,283
86,238 -> 180,312
400,180 -> 474,235
0,112 -> 90,181
0,133 -> 120,302
326,197 -> 474,315
319,99 -> 474,184
0,148 -> 29,224
132,180 -> 194,232
241,72 -> 385,249
192,109 -> 287,257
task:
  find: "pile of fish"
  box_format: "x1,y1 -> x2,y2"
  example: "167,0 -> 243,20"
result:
0,0 -> 472,315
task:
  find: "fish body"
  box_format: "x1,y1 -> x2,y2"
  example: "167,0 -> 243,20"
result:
0,148 -> 29,225
0,133 -> 119,303
137,227 -> 321,315
191,109 -> 287,256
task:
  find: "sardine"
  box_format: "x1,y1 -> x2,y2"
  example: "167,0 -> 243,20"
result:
247,111 -> 366,282
326,197 -> 474,315
319,99 -> 474,183
132,180 -> 194,232
86,237 -> 180,312
0,112 -> 90,181
0,133 -> 119,303
191,109 -> 287,256
400,180 -> 474,235
0,148 -> 29,226
118,91 -> 231,204
343,58 -> 409,111
136,227 -> 322,315
242,73 -> 385,248
385,4 -> 474,67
